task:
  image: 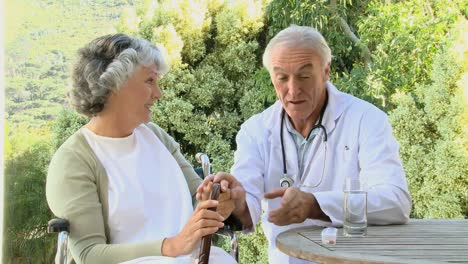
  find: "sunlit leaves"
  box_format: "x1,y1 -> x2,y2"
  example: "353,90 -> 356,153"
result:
389,30 -> 468,219
354,0 -> 464,109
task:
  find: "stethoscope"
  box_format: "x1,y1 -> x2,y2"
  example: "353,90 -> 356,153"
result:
279,93 -> 328,189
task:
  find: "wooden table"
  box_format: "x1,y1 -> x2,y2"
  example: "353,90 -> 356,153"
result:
276,219 -> 468,263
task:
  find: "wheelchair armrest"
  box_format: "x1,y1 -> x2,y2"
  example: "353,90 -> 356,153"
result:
48,218 -> 70,233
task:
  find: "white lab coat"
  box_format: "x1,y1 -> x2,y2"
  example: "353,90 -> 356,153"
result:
231,82 -> 412,264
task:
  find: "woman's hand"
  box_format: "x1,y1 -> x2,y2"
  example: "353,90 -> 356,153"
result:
161,200 -> 224,257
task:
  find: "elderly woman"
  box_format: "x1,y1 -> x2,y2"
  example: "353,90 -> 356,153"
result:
46,34 -> 236,263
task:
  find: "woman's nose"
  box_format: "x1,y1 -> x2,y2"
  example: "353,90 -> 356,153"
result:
152,82 -> 162,100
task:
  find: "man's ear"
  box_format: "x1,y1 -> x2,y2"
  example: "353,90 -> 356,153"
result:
270,72 -> 281,99
323,63 -> 331,82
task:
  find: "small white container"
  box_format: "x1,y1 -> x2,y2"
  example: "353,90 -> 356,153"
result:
321,227 -> 337,244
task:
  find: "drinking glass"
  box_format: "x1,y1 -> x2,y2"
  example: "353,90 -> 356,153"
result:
343,177 -> 367,237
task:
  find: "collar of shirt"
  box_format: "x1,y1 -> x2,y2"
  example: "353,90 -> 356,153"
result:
284,115 -> 320,144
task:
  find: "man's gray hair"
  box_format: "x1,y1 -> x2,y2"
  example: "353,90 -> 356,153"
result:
70,33 -> 169,117
262,25 -> 332,72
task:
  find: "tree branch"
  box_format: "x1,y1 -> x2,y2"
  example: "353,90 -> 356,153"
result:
329,0 -> 371,66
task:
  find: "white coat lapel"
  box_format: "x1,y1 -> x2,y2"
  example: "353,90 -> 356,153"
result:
323,82 -> 350,136
267,102 -> 299,189
265,102 -> 284,192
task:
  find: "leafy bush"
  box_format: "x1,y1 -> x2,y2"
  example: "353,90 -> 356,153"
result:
389,20 -> 468,218
238,222 -> 269,264
337,0 -> 465,110
3,141 -> 55,263
51,108 -> 88,150
117,0 -> 270,171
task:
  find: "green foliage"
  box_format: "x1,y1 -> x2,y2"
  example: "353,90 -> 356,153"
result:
52,108 -> 89,150
3,141 -> 55,263
336,0 -> 465,110
214,0 -> 265,46
2,109 -> 85,264
266,0 -> 465,111
118,0 -> 270,172
239,67 -> 277,120
5,53 -> 68,128
266,0 -> 372,74
389,24 -> 468,218
238,222 -> 269,264
5,0 -> 137,130
4,121 -> 13,160
212,222 -> 269,263
5,125 -> 52,160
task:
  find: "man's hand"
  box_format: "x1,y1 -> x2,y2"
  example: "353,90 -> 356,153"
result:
196,175 -> 235,219
264,187 -> 330,226
196,172 -> 252,228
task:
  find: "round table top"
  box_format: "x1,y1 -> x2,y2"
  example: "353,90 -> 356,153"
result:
275,219 -> 468,264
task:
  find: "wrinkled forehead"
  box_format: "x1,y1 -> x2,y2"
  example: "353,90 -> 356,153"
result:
137,64 -> 160,76
270,46 -> 324,72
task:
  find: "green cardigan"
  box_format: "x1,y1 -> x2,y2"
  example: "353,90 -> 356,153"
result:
46,123 -> 203,264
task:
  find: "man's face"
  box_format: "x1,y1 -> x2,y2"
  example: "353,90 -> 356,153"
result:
270,46 -> 330,126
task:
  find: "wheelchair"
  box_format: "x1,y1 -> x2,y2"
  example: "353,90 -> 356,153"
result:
48,153 -> 242,264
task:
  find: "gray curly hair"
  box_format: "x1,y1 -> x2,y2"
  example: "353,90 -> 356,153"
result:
262,25 -> 332,72
70,33 -> 169,117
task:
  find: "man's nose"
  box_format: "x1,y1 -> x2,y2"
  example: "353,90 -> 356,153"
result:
287,78 -> 301,97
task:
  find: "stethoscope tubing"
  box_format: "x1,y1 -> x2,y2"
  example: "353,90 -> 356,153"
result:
280,94 -> 328,177
279,93 -> 329,188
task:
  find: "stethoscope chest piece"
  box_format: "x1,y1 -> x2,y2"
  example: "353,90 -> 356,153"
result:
280,175 -> 295,188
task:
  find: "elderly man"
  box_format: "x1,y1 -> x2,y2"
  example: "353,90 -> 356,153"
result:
198,25 -> 411,264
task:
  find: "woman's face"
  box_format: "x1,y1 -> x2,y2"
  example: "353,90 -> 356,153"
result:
108,64 -> 162,126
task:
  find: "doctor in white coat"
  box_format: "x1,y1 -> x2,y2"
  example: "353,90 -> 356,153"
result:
198,25 -> 412,264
